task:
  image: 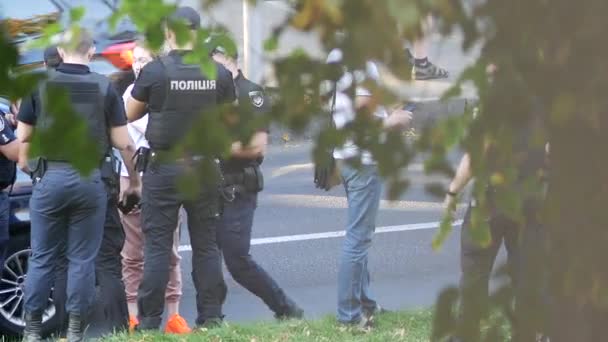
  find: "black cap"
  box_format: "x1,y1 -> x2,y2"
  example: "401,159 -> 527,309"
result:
169,6 -> 200,30
43,45 -> 62,68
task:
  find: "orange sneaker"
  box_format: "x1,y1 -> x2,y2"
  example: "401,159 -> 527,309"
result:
129,315 -> 139,333
165,314 -> 192,334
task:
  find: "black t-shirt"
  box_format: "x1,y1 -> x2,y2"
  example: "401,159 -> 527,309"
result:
17,63 -> 127,127
130,50 -> 236,111
221,70 -> 270,173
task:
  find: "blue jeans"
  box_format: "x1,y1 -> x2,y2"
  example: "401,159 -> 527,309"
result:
337,162 -> 382,323
24,166 -> 106,316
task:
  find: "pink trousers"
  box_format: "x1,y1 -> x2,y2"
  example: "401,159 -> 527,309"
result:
119,177 -> 183,304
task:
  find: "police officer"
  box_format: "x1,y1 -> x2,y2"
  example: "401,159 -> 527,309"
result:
0,108 -> 20,283
210,47 -> 304,319
125,7 -> 235,330
16,31 -> 141,342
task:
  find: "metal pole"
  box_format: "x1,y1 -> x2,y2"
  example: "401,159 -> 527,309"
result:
242,0 -> 250,78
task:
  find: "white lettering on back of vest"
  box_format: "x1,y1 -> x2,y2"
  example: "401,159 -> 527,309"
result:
171,80 -> 217,91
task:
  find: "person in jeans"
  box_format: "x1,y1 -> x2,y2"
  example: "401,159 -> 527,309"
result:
118,40 -> 190,334
326,49 -> 412,328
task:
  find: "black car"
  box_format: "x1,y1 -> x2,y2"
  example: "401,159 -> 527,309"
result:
0,0 -> 137,336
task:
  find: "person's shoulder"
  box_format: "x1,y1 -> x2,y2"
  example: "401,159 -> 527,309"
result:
139,58 -> 165,77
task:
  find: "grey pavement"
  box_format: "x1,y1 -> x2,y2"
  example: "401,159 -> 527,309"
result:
167,142 -> 505,326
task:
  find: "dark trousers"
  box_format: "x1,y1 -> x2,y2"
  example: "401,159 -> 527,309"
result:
0,192 -> 9,274
457,203 -> 548,342
217,191 -> 290,316
457,204 -> 521,341
137,162 -> 223,330
24,168 -> 106,316
54,190 -> 129,336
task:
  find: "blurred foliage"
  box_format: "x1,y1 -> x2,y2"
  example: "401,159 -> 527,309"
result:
1,0 -> 608,340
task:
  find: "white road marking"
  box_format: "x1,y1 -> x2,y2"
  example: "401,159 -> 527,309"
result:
177,220 -> 463,253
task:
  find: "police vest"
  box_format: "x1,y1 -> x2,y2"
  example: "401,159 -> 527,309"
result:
146,55 -> 219,150
38,70 -> 110,162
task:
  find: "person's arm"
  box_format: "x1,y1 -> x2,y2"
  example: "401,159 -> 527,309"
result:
443,153 -> 472,211
217,64 -> 237,104
127,63 -> 155,122
111,125 -> 139,183
230,131 -> 268,159
16,94 -> 37,172
16,124 -> 33,173
126,97 -> 147,122
106,84 -> 141,195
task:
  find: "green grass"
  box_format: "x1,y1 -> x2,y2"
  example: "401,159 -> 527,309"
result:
103,310 -> 434,342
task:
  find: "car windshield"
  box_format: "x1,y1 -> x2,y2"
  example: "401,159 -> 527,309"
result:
0,0 -> 61,40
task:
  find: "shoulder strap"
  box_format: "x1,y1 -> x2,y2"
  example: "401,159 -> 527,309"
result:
329,80 -> 338,129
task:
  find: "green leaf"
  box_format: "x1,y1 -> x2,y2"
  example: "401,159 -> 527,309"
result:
201,59 -> 218,81
69,6 -> 86,22
432,210 -> 455,250
264,36 -> 279,52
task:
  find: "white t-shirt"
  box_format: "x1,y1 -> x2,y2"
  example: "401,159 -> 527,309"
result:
327,49 -> 388,165
117,83 -> 149,177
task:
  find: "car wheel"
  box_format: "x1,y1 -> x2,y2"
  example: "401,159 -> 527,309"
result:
0,233 -> 58,337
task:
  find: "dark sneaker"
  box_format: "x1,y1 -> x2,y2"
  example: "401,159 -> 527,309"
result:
275,300 -> 304,321
338,315 -> 374,332
413,60 -> 449,80
196,317 -> 223,330
362,304 -> 390,321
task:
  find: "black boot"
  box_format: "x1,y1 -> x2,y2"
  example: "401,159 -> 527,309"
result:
67,313 -> 86,342
22,312 -> 43,342
275,297 -> 304,321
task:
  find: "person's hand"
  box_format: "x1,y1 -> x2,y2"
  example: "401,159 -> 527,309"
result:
4,113 -> 17,128
18,158 -> 30,174
443,192 -> 458,216
119,181 -> 141,214
121,180 -> 141,206
384,108 -> 413,129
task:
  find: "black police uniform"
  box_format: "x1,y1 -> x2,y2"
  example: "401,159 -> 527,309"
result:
17,62 -> 128,339
217,70 -> 303,319
454,114 -> 548,342
130,49 -> 236,329
0,112 -> 17,277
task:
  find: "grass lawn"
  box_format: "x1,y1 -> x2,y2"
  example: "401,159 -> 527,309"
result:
103,310 -> 434,342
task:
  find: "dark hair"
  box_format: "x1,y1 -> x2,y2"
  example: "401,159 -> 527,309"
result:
58,29 -> 95,56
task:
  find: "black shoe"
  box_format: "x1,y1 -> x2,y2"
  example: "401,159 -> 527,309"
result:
413,59 -> 449,80
362,304 -> 390,321
275,299 -> 304,321
22,312 -> 43,342
67,313 -> 86,342
196,317 -> 223,330
338,315 -> 374,332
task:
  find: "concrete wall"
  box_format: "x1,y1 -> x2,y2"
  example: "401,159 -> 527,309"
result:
178,0 -> 324,85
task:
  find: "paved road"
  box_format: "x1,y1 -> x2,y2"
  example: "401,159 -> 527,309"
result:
170,142 -> 473,326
